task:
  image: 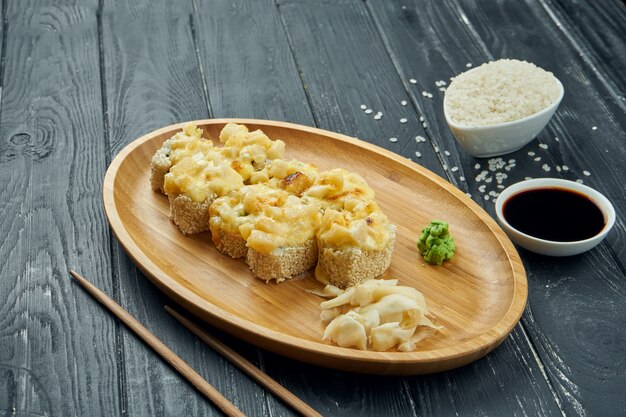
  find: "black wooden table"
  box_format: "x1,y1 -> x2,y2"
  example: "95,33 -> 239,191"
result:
1,0 -> 624,416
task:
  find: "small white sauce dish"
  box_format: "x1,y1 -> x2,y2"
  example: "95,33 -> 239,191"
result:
495,178 -> 616,256
443,78 -> 564,158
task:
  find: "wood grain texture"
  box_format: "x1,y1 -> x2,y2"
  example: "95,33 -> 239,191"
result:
70,271 -> 245,417
2,0 -> 623,415
100,1 -> 272,415
165,306 -> 323,417
456,0 -> 626,263
193,0 -> 314,125
278,1 -> 563,416
104,119 -> 528,375
190,1 -> 419,414
0,1 -> 120,416
453,2 -> 626,415
366,0 -> 626,415
278,0 -> 446,177
543,0 -> 626,96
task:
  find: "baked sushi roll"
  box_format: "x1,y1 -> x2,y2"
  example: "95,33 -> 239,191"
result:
209,192 -> 249,259
163,153 -> 244,234
249,159 -> 319,195
305,168 -> 375,211
245,238 -> 318,283
240,190 -> 321,282
150,124 -> 215,193
211,183 -> 321,281
218,123 -> 286,182
209,184 -> 285,259
315,200 -> 396,288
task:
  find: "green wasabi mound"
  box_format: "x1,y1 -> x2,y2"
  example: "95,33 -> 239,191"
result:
417,220 -> 455,265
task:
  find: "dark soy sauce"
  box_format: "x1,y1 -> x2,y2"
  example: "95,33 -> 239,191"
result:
503,187 -> 605,242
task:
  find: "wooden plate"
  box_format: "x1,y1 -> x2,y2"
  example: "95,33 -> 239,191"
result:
103,119 -> 527,375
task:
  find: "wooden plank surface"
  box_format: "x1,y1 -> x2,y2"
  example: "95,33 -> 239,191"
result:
276,0 -> 445,177
0,0 -> 624,415
453,2 -> 626,415
544,0 -> 626,95
0,1 -> 120,416
100,1 -> 273,415
276,1 -> 564,416
366,0 -> 626,416
193,0 -> 314,124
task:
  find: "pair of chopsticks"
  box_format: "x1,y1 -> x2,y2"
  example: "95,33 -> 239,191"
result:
70,270 -> 321,417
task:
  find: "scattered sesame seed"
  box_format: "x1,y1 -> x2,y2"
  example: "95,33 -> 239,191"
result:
400,118 -> 408,124
583,170 -> 591,176
562,165 -> 569,171
528,151 -> 535,156
374,114 -> 382,120
414,135 -> 426,143
539,143 -> 548,149
556,166 -> 562,172
401,100 -> 407,106
365,109 -> 373,114
419,116 -> 424,122
466,63 -> 473,68
474,163 -> 481,169
444,150 -> 451,156
409,78 -> 417,84
487,157 -> 506,171
451,166 -> 459,172
555,137 -> 559,141
576,179 -> 584,184
534,157 -> 541,162
421,91 -> 428,97
415,151 -> 422,158
592,126 -> 598,131
443,164 -> 448,170
389,137 -> 398,143
439,87 -> 447,92
434,146 -> 440,153
485,177 -> 492,183
466,192 -> 472,198
497,185 -> 505,189
422,122 -> 428,128
460,176 -> 465,181
542,164 -> 551,172
360,104 -> 367,110
478,185 -> 486,193
484,195 -> 490,201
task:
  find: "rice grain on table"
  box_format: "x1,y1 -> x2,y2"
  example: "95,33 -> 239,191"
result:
445,59 -> 560,127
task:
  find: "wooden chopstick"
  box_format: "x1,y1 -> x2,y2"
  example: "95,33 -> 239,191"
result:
165,306 -> 322,417
69,270 -> 246,417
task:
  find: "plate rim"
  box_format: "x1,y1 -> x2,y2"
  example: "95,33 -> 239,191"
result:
103,118 -> 527,373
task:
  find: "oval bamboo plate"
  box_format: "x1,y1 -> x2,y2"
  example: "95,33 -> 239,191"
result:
103,119 -> 527,375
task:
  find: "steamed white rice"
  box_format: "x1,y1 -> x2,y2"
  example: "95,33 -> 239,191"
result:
445,59 -> 560,127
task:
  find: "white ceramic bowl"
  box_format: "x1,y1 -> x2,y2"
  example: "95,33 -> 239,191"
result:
495,178 -> 615,256
443,78 -> 564,158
